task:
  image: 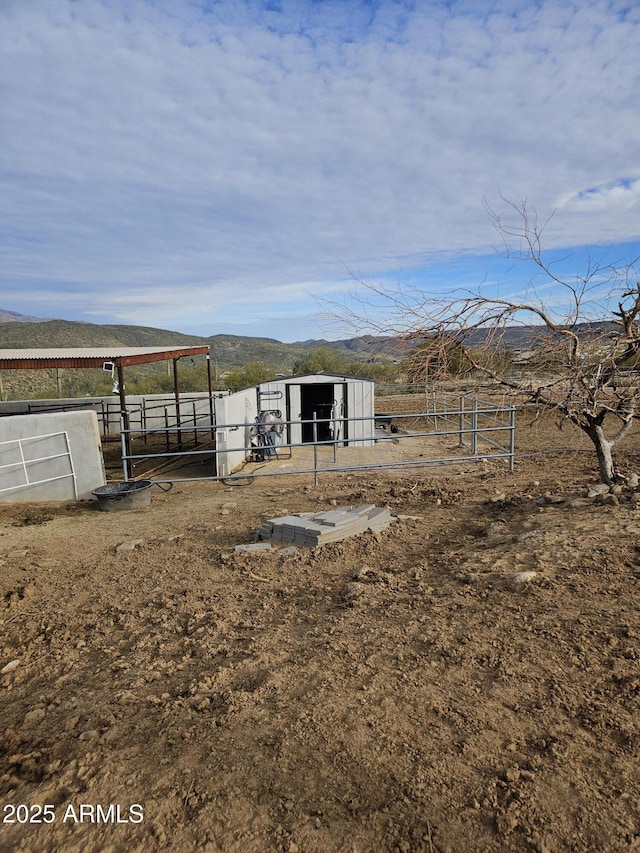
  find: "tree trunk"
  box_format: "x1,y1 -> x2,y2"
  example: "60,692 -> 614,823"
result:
585,424 -> 616,485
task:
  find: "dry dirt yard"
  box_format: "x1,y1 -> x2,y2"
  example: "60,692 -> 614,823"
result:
1,417 -> 640,853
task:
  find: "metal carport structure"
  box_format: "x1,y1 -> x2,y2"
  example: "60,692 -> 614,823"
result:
0,346 -> 212,460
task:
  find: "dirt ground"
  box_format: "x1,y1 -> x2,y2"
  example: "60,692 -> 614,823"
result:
1,415 -> 640,852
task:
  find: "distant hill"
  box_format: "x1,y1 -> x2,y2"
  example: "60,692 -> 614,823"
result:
462,320 -> 617,350
0,308 -> 50,323
299,334 -> 397,355
0,318 -> 203,349
0,315 -> 618,361
0,318 -> 376,400
0,309 -> 612,354
0,309 -> 393,359
0,319 -> 345,370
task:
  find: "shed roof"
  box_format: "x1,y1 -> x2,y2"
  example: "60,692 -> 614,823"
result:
277,371 -> 374,383
0,346 -> 210,370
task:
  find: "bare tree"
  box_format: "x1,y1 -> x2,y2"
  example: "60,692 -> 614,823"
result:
331,198 -> 640,485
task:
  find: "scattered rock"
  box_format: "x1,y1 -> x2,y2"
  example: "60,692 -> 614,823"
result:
79,729 -> 99,741
352,565 -> 376,580
536,494 -> 565,506
1,659 -> 20,675
625,473 -> 639,488
587,484 -> 610,498
345,582 -> 365,600
481,521 -> 508,537
517,530 -> 545,543
567,498 -> 592,509
116,539 -> 143,553
512,571 -> 539,585
235,542 -> 272,554
23,707 -> 46,725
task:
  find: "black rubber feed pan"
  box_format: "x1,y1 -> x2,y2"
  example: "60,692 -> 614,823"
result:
92,480 -> 153,512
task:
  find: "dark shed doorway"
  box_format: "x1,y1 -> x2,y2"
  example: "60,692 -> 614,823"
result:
301,383 -> 334,442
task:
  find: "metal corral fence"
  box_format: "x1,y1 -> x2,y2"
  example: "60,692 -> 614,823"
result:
422,387 -> 515,460
12,393 -> 221,445
118,389 -> 515,485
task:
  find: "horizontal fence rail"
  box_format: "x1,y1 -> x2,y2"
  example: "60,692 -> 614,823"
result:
118,390 -> 515,485
1,393 -> 227,442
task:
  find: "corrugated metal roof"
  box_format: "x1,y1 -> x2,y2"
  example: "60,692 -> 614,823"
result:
0,346 -> 210,369
272,371 -> 374,383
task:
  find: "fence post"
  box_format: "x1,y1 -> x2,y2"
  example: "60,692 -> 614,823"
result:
471,398 -> 478,455
509,405 -> 516,472
142,399 -> 148,445
193,401 -> 198,447
459,395 -> 465,447
100,400 -> 107,438
313,411 -> 318,487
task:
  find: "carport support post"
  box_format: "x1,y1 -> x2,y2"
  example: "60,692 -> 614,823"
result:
173,358 -> 182,446
117,362 -> 132,468
206,353 -> 215,440
120,415 -> 130,481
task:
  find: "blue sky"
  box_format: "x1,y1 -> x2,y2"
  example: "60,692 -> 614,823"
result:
1,0 -> 639,342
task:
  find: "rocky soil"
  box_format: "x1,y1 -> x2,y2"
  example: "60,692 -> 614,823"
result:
1,418 -> 639,852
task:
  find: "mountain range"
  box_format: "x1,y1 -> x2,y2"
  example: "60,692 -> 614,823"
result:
0,309 -> 616,367
0,311 -> 393,370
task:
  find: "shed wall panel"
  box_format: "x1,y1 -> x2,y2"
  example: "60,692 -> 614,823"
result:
214,389 -> 257,476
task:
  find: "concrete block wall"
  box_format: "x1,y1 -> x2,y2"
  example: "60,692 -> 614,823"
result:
0,411 -> 106,502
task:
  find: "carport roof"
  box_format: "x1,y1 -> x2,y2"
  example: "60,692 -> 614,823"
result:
0,346 -> 210,370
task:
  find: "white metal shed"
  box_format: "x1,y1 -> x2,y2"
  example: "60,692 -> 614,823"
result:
257,372 -> 375,448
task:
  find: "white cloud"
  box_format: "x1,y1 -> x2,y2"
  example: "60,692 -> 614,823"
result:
558,178 -> 640,213
1,0 -> 639,339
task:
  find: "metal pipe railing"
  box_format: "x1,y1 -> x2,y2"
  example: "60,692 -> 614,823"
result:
118,390 -> 516,485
